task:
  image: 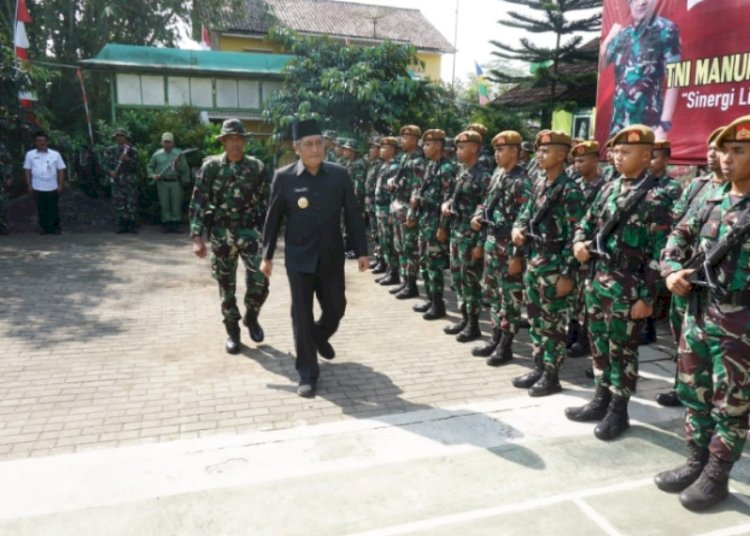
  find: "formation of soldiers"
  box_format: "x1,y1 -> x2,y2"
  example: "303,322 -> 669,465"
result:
324,115 -> 750,513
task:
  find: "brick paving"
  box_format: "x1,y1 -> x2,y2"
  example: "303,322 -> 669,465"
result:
0,230 -> 677,460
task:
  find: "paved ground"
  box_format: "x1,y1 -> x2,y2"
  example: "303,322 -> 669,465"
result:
0,230 -> 748,535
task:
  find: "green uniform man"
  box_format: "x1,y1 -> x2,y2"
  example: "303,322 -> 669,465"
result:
0,143 -> 10,236
470,130 -> 530,366
567,124 -> 672,440
147,132 -> 190,233
511,130 -> 584,397
657,127 -> 726,408
189,119 -> 270,354
654,115 -> 750,512
341,138 -> 367,259
389,125 -> 425,300
104,128 -> 140,234
441,130 -> 492,342
467,123 -> 494,174
365,138 -> 384,272
374,137 -> 401,286
410,129 -> 456,320
566,140 -> 605,359
323,131 -> 337,163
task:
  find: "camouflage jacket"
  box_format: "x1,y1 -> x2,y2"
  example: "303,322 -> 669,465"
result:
515,171 -> 585,276
409,157 -> 456,224
671,173 -> 722,224
601,164 -> 619,183
574,171 -> 672,303
103,144 -> 140,180
474,164 -> 530,253
365,158 -> 383,210
477,148 -> 494,174
344,156 -> 367,211
189,152 -> 269,237
444,161 -> 492,241
661,182 -> 750,297
577,174 -> 606,207
389,151 -> 425,213
374,158 -> 399,208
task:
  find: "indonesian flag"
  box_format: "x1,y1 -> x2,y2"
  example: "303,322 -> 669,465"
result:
475,61 -> 490,106
15,0 -> 35,107
201,24 -> 211,50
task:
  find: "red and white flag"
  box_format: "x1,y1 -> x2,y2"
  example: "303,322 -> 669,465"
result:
201,24 -> 211,50
14,0 -> 35,107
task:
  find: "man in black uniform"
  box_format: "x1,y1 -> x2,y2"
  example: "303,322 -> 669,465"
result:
261,120 -> 368,398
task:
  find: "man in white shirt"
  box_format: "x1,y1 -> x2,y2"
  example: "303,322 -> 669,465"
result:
23,131 -> 66,234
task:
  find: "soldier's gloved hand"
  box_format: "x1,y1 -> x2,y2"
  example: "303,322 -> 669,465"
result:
192,236 -> 207,258
666,269 -> 695,297
508,257 -> 523,276
630,299 -> 653,320
573,241 -> 591,263
511,228 -> 526,247
470,216 -> 482,232
555,275 -> 574,298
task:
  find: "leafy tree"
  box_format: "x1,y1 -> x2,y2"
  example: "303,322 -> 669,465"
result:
490,0 -> 601,127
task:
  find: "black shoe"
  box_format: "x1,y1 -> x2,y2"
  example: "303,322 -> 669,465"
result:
567,339 -> 591,358
679,456 -> 733,511
656,390 -> 682,407
371,261 -> 387,274
640,317 -> 658,345
519,317 -> 530,329
413,299 -> 432,313
423,294 -> 446,320
512,352 -> 543,389
594,395 -> 630,440
472,328 -> 500,357
456,314 -> 481,343
528,366 -> 562,397
380,271 -> 401,286
224,321 -> 241,354
243,313 -> 264,343
395,277 -> 418,299
369,259 -> 380,269
389,282 -> 407,295
444,307 -> 468,335
316,339 -> 335,360
566,320 -> 582,350
565,385 -> 611,422
345,250 -> 357,259
297,382 -> 316,398
654,442 -> 709,493
487,332 -> 514,366
585,367 -> 594,379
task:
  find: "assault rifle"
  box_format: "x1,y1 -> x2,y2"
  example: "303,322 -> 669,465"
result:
150,148 -> 197,185
523,179 -> 566,245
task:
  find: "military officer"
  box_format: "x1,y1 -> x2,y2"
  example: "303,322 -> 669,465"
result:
323,131 -> 338,162
374,137 -> 401,286
104,128 -> 140,234
147,132 -> 190,233
467,123 -> 494,173
189,119 -> 270,354
511,130 -> 584,396
365,138 -> 384,271
341,138 -> 367,259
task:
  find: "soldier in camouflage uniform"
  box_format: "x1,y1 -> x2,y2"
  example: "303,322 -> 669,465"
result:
600,144 -> 618,182
341,138 -> 367,259
364,138 -> 384,271
0,143 -> 10,235
470,131 -> 530,365
189,119 -> 270,354
374,137 -> 401,286
654,115 -> 750,511
566,141 -> 605,359
441,130 -> 492,342
567,124 -> 672,440
104,128 -> 141,234
467,123 -> 494,173
657,128 -> 726,408
323,131 -> 338,163
410,129 -> 456,320
601,0 -> 680,138
389,125 -> 425,300
511,131 -> 584,397
443,138 -> 457,164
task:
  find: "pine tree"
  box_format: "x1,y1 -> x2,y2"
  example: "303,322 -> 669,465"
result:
490,0 -> 602,127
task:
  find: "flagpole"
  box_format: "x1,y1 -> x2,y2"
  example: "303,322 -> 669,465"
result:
13,0 -> 20,60
451,0 -> 459,96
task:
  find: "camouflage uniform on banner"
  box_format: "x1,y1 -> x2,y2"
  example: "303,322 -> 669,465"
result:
104,128 -> 140,233
473,131 -> 530,365
189,120 -> 270,350
389,125 -> 425,299
512,131 -> 584,396
410,129 -> 456,320
604,14 -> 680,136
442,130 -> 492,342
567,125 -> 671,441
365,141 -> 384,270
374,137 -> 401,285
0,143 -> 10,235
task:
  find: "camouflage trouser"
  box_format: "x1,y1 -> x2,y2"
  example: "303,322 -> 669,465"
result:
0,185 -> 7,233
482,236 -> 524,334
586,273 -> 642,398
568,267 -> 590,326
418,215 -> 448,296
375,206 -> 394,269
677,304 -> 750,463
209,226 -> 269,325
392,211 -> 418,279
669,294 -> 688,345
112,174 -> 139,224
449,228 -> 483,315
367,207 -> 380,259
524,267 -> 569,370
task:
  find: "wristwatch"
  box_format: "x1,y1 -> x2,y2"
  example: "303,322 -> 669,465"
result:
659,121 -> 672,132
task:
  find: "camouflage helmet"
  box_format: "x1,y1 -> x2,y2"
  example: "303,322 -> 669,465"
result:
112,127 -> 131,140
217,118 -> 251,139
342,138 -> 359,151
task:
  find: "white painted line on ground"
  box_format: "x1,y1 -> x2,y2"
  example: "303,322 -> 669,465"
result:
344,479 -> 650,536
573,497 -> 623,536
695,523 -> 750,536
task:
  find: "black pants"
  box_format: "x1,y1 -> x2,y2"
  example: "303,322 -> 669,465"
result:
286,260 -> 346,383
35,190 -> 60,233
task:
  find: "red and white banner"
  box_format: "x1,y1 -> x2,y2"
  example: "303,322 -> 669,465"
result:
201,24 -> 211,50
595,0 -> 750,164
14,0 -> 35,107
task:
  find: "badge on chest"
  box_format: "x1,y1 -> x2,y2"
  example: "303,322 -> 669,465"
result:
298,196 -> 309,209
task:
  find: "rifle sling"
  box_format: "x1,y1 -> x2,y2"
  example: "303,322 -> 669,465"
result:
597,175 -> 657,243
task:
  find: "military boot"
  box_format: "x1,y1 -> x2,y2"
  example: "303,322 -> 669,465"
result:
679,455 -> 733,511
423,294 -> 446,320
565,385 -> 611,422
655,390 -> 682,407
528,365 -> 562,397
395,277 -> 419,299
372,260 -> 387,275
456,313 -> 481,343
640,317 -> 658,345
444,306 -> 468,334
512,350 -> 544,388
567,325 -> 590,357
565,319 -> 581,349
472,328 -> 500,357
486,331 -> 514,366
412,297 -> 432,313
379,268 -> 400,286
654,442 -> 709,493
243,312 -> 264,343
224,321 -> 241,354
594,394 -> 630,440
